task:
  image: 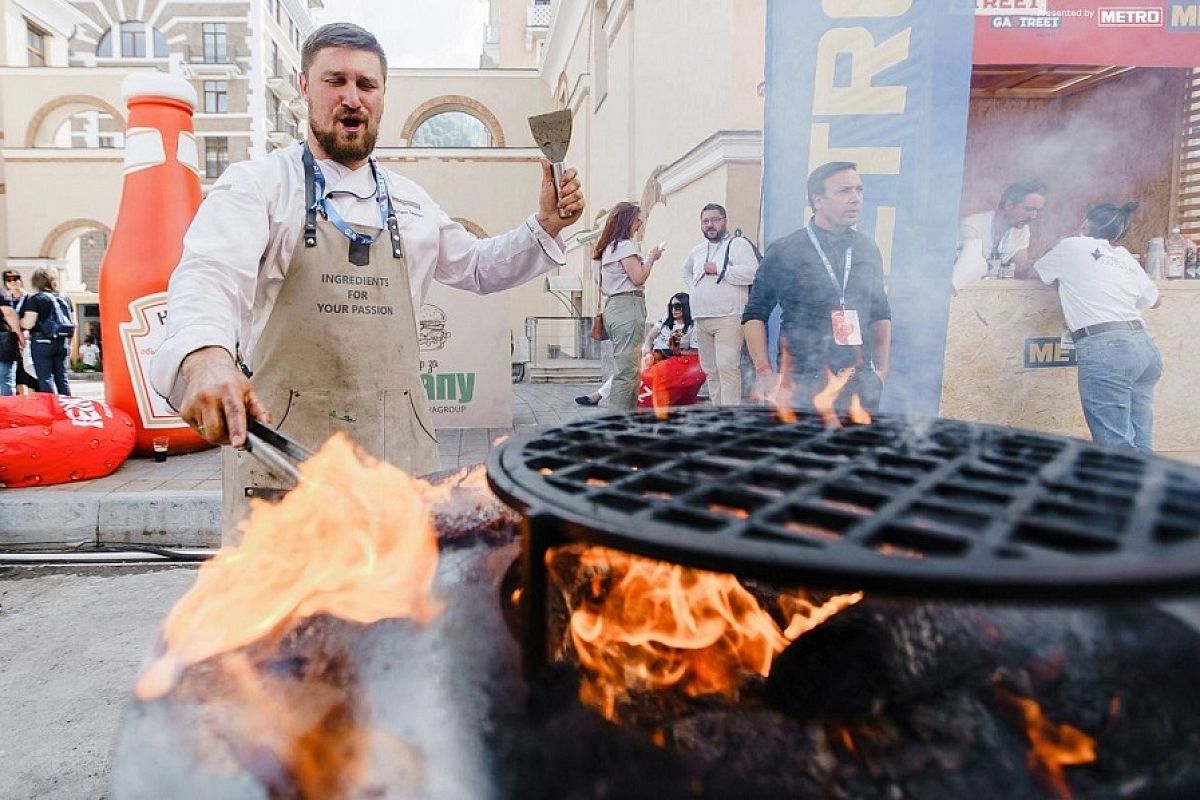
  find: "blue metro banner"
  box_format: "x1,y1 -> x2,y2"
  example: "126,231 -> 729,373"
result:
763,0 -> 975,415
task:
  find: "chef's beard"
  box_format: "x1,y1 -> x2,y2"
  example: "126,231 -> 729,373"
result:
310,116 -> 378,164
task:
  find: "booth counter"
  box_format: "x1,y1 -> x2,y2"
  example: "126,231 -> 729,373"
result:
939,279 -> 1200,464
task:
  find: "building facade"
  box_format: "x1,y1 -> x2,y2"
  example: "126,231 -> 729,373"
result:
0,0 -> 768,365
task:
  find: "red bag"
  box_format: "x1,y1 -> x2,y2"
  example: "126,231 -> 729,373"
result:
637,353 -> 707,409
0,394 -> 137,488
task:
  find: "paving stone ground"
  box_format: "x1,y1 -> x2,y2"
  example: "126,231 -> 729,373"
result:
1,381 -> 609,547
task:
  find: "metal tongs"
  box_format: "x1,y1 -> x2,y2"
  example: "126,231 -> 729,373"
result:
244,419 -> 314,488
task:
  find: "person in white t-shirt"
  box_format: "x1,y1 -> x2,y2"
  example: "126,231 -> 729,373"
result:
80,336 -> 100,370
590,201 -> 663,409
680,203 -> 759,405
1033,201 -> 1162,453
956,180 -> 1047,288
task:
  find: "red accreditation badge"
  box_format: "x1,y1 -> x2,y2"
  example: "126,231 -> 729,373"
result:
831,309 -> 863,346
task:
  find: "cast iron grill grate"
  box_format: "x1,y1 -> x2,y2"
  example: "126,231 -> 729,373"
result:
487,406 -> 1200,602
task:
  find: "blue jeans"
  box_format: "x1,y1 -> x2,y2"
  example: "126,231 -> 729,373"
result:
0,359 -> 14,396
30,337 -> 71,396
1075,329 -> 1162,454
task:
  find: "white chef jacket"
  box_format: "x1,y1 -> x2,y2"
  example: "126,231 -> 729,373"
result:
680,235 -> 759,318
1033,236 -> 1159,332
959,211 -> 1030,265
150,142 -> 565,398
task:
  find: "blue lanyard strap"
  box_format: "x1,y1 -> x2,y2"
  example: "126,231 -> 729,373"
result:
806,223 -> 852,308
301,143 -> 402,258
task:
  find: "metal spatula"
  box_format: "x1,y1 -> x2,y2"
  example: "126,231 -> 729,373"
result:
528,110 -> 573,219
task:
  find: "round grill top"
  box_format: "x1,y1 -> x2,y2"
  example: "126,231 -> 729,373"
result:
486,407 -> 1200,600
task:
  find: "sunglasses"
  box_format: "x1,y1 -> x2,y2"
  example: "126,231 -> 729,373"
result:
3,275 -> 19,282
670,303 -> 683,310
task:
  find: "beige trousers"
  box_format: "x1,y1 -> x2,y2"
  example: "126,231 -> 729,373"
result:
694,315 -> 745,406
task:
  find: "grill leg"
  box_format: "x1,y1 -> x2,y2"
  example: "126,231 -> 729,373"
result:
520,513 -> 557,681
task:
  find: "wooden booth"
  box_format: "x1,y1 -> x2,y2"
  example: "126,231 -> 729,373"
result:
940,7 -> 1200,463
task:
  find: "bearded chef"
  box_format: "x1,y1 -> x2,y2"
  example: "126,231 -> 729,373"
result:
150,23 -> 584,535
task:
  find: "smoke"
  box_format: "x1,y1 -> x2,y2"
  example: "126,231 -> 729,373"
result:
880,68 -> 1183,420
961,69 -> 1180,261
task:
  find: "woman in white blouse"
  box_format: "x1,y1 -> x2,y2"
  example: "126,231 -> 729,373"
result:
1033,201 -> 1163,453
591,202 -> 663,409
638,292 -> 707,408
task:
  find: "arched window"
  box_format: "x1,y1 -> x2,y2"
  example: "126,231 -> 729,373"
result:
53,110 -> 124,149
410,111 -> 492,148
96,21 -> 168,58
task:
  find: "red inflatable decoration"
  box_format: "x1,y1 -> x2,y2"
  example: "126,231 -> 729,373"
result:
0,394 -> 136,488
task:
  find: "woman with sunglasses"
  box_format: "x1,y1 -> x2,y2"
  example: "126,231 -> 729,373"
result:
637,292 -> 706,408
1033,201 -> 1162,453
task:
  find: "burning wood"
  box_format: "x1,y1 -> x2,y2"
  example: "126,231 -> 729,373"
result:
136,433 -> 443,700
546,544 -> 862,723
993,683 -> 1096,800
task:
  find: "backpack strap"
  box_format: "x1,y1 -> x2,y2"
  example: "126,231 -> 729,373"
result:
717,231 -> 747,284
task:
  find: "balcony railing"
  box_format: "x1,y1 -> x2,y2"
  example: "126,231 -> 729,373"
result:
266,74 -> 299,101
180,45 -> 247,78
183,44 -> 247,64
527,2 -> 552,28
524,316 -> 603,364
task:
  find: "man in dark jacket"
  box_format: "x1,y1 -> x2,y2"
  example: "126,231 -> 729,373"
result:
742,161 -> 891,412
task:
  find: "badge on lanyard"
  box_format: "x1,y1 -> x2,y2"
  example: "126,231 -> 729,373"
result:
806,225 -> 863,347
831,309 -> 863,346
348,239 -> 371,266
304,142 -> 401,266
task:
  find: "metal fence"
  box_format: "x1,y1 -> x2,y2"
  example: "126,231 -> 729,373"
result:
524,316 -> 604,364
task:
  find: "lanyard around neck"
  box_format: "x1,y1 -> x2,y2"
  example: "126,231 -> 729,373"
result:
302,142 -> 402,258
806,223 -> 852,309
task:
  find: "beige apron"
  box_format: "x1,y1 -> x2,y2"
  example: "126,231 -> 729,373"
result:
221,154 -> 440,541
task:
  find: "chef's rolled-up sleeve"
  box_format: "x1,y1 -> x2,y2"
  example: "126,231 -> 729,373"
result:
150,164 -> 269,401
432,210 -> 566,295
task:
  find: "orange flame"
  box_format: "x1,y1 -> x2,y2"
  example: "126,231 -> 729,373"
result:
182,649 -> 427,799
561,546 -> 862,721
136,433 -> 443,699
847,392 -> 872,425
764,344 -> 797,424
812,367 -> 855,428
994,686 -> 1096,800
649,357 -> 672,421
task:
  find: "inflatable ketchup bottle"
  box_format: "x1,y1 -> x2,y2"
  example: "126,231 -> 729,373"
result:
99,72 -> 209,456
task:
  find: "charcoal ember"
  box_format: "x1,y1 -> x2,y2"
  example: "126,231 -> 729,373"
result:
503,677 -> 705,800
767,598 -> 993,719
1046,606 -> 1200,799
666,709 -> 834,799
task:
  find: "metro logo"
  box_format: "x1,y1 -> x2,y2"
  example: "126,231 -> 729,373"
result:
1024,338 -> 1077,368
1170,2 -> 1200,27
1098,7 -> 1163,26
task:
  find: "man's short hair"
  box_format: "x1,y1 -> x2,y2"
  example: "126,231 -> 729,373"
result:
301,22 -> 388,77
998,180 -> 1048,209
700,203 -> 726,218
807,161 -> 857,208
